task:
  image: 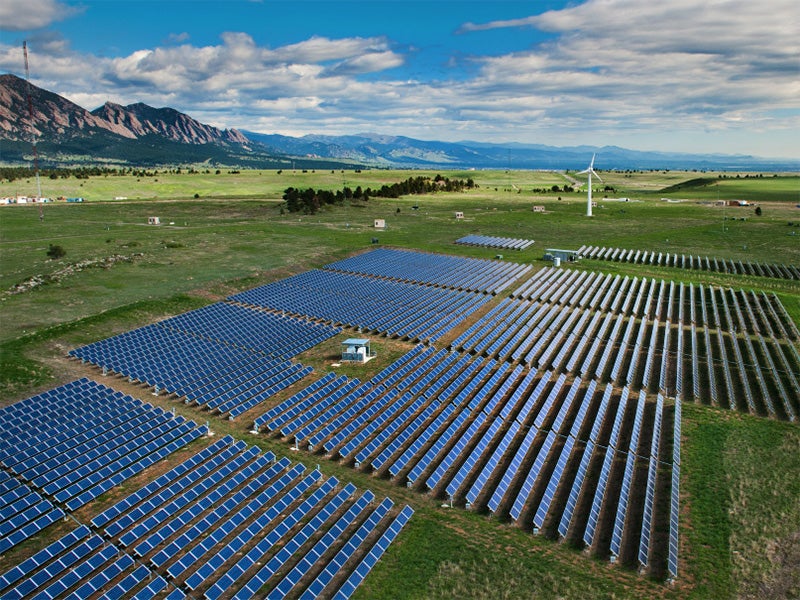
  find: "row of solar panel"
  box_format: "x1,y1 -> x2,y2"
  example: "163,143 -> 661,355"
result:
577,244 -> 800,281
157,301 -> 341,359
0,380 -> 205,555
323,247 -> 531,294
0,435 -> 413,600
255,345 -> 677,575
513,267 -> 799,340
0,471 -> 64,556
688,322 -> 799,421
454,292 -> 799,420
455,235 -> 535,251
69,325 -> 314,420
229,268 -> 493,344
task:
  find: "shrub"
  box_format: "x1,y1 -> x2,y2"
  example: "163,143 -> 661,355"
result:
46,244 -> 66,259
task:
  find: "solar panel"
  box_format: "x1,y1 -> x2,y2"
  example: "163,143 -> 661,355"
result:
509,430 -> 557,521
610,390 -> 646,558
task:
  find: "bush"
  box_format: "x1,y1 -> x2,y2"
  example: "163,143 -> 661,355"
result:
46,244 -> 66,259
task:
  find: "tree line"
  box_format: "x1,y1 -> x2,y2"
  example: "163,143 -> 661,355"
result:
282,174 -> 476,214
0,166 -> 241,182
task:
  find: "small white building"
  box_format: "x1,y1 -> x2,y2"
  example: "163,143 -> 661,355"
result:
148,216 -> 160,225
455,211 -> 464,219
532,205 -> 546,213
374,218 -> 385,229
341,338 -> 375,363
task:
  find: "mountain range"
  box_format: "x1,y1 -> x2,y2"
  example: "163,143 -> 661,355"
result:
1,73 -> 795,171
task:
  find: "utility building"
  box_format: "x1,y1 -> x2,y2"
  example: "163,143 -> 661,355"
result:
544,249 -> 581,263
341,338 -> 375,363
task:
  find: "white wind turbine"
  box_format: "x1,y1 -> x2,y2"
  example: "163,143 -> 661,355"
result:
578,154 -> 602,217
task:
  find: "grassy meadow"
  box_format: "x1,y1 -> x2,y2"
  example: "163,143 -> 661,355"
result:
1,168 -> 799,599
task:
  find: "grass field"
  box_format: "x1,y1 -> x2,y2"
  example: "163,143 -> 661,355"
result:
1,169 -> 799,599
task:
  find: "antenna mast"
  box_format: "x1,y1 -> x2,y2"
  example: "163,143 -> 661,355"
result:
23,41 -> 43,218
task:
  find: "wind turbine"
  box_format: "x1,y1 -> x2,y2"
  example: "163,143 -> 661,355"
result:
578,154 -> 601,217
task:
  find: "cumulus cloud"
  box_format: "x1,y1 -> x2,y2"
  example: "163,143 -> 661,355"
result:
0,0 -> 81,31
452,0 -> 800,146
1,0 -> 797,156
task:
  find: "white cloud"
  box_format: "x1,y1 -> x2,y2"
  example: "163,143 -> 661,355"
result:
166,32 -> 190,44
0,0 -> 80,31
450,0 -> 800,152
0,1 -> 797,157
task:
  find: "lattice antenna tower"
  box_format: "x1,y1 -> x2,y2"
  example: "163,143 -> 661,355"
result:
23,41 -> 43,216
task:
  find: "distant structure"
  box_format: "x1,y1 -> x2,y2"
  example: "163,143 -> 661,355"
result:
148,216 -> 160,225
532,205 -> 546,213
578,154 -> 602,217
374,218 -> 386,229
341,338 -> 375,363
544,249 -> 581,264
455,211 -> 464,219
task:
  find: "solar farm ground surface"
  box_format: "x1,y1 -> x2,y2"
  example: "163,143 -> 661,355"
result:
1,168 -> 799,600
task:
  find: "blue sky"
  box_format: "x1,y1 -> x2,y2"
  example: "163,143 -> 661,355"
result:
1,0 -> 798,158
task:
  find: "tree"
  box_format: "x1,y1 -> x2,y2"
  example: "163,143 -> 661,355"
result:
755,206 -> 762,216
46,244 -> 66,259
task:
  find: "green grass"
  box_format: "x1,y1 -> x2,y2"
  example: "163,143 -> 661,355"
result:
681,404 -> 800,599
1,168 -> 799,599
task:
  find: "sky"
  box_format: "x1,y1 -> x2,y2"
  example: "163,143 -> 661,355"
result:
1,0 -> 798,159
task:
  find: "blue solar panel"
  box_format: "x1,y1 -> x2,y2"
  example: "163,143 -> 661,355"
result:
611,389 -> 645,558
183,469 -> 320,590
509,430 -> 557,521
330,505 -> 414,600
297,497 -> 394,600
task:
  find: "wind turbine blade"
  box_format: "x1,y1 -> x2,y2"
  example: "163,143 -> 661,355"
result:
590,153 -> 596,168
590,168 -> 603,182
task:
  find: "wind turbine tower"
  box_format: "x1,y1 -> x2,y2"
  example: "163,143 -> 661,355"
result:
578,154 -> 601,217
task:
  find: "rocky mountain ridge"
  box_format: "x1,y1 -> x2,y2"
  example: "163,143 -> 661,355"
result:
1,74 -> 246,146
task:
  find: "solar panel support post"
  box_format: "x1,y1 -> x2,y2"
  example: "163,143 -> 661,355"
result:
102,366 -> 107,376
152,385 -> 159,396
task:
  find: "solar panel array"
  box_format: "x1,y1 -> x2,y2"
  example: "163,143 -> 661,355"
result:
577,244 -> 800,281
254,344 -> 678,578
246,257 -> 797,580
15,246 -> 789,586
500,267 -> 799,421
229,269 -> 491,344
0,379 -> 205,555
455,235 -> 535,251
0,435 -> 412,600
69,303 -> 335,419
323,247 -> 531,294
